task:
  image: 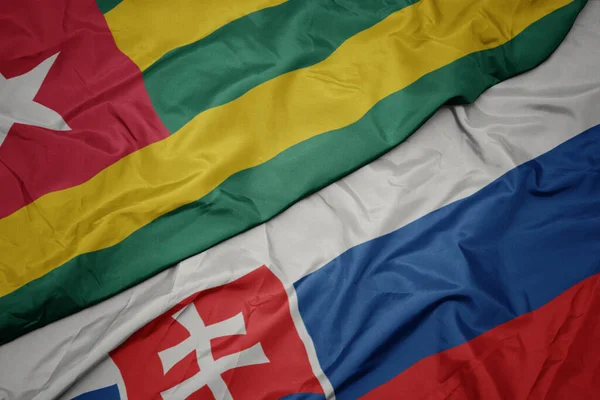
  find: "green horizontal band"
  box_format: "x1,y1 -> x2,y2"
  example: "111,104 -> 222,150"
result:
143,0 -> 420,133
96,0 -> 121,14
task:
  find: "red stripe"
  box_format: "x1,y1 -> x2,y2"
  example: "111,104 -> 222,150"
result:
0,0 -> 169,218
361,274 -> 600,400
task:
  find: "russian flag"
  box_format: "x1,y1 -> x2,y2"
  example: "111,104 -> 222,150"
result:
296,123 -> 600,398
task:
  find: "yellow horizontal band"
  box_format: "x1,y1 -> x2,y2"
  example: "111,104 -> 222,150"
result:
105,0 -> 288,71
0,0 -> 571,296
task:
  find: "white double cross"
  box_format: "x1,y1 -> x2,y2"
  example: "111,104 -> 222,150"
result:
158,303 -> 270,400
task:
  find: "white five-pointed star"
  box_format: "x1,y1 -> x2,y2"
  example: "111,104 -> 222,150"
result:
0,53 -> 70,147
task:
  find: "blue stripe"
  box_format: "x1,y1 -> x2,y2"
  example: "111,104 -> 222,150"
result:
295,125 -> 600,399
72,384 -> 120,400
280,394 -> 326,400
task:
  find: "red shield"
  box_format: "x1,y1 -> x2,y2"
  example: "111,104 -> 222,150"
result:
111,265 -> 324,399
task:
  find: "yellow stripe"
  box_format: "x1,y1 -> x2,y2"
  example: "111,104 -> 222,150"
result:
0,0 -> 571,296
105,0 -> 288,72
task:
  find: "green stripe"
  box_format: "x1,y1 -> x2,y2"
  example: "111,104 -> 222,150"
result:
143,0 -> 420,133
0,0 -> 586,344
96,0 -> 121,14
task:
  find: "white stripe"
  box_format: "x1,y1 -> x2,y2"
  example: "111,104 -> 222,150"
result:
269,265 -> 336,400
2,2 -> 600,399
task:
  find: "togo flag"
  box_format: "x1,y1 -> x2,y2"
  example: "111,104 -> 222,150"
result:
2,2 -> 600,398
0,0 -> 589,344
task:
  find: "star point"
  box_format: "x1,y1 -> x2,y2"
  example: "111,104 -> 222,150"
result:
0,52 -> 70,147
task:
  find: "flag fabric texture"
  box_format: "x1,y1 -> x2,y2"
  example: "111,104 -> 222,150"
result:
0,0 -> 590,345
1,1 -> 600,398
